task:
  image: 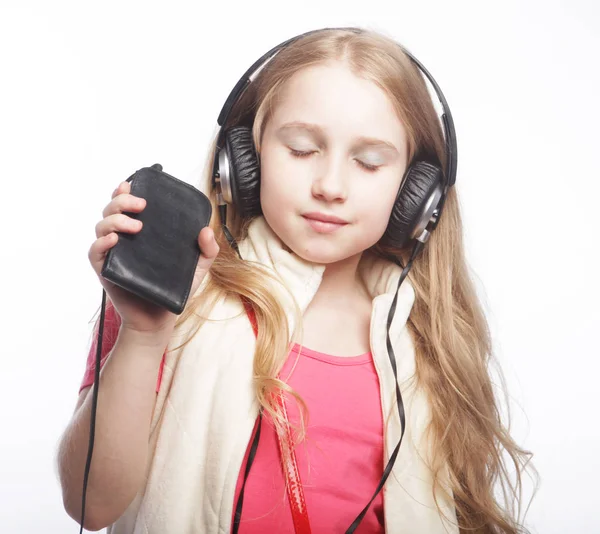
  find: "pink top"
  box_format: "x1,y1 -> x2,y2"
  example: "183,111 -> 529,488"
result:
232,343 -> 385,533
80,308 -> 385,533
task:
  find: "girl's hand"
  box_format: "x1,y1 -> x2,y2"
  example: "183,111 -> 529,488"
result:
88,180 -> 220,337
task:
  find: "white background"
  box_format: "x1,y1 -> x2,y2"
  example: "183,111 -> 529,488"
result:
0,0 -> 598,532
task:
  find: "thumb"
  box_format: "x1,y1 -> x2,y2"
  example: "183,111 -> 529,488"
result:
198,226 -> 220,260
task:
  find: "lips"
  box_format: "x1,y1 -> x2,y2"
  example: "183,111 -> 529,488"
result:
302,213 -> 348,234
302,212 -> 348,224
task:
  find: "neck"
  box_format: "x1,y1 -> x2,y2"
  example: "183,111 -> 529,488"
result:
313,252 -> 370,304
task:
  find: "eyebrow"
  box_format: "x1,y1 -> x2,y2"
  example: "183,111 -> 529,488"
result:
276,121 -> 400,154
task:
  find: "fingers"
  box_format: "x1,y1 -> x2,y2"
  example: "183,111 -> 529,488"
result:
88,232 -> 118,272
95,184 -> 221,279
97,181 -> 147,239
111,181 -> 130,199
198,227 -> 220,260
103,189 -> 146,219
95,212 -> 143,239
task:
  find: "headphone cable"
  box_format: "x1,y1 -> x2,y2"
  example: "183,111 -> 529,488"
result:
345,239 -> 423,533
79,287 -> 107,533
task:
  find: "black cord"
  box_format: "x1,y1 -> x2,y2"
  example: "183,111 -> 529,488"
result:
79,288 -> 107,533
345,240 -> 423,533
232,413 -> 263,534
79,168 -> 158,530
219,204 -> 240,257
222,213 -> 261,534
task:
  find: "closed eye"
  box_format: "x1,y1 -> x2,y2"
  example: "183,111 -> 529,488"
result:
289,149 -> 381,172
356,160 -> 380,172
289,148 -> 316,158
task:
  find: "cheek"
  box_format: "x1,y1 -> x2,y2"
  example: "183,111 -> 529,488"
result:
259,144 -> 308,202
355,173 -> 401,227
259,147 -> 296,214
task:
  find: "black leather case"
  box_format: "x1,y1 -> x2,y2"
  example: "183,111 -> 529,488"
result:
101,164 -> 212,315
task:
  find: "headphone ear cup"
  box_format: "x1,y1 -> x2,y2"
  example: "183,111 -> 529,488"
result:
382,161 -> 444,249
224,126 -> 262,218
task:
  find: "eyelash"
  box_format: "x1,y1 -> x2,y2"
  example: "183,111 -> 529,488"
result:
288,149 -> 380,172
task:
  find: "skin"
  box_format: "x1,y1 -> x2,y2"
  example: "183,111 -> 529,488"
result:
259,60 -> 410,301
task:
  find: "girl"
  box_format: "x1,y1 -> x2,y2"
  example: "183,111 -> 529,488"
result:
57,27 -> 535,533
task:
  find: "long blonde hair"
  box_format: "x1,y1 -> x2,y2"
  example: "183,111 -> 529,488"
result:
174,28 -> 537,533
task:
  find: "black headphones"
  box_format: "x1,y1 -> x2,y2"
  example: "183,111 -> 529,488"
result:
212,26 -> 457,252
216,27 -> 460,534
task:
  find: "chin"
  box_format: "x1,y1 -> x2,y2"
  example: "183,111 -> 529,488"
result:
286,238 -> 366,265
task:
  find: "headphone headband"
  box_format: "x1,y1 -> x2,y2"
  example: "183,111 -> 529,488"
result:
215,27 -> 457,187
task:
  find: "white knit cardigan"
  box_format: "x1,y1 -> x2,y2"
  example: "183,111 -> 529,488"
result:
107,215 -> 458,534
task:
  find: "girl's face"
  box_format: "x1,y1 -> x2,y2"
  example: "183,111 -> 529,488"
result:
259,60 -> 409,265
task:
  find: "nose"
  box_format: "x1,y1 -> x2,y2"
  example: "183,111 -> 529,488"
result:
311,153 -> 348,203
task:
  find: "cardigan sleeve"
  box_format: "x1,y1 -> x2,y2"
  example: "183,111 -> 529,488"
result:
79,300 -> 165,395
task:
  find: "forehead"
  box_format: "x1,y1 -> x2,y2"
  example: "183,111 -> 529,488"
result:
268,60 -> 407,146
